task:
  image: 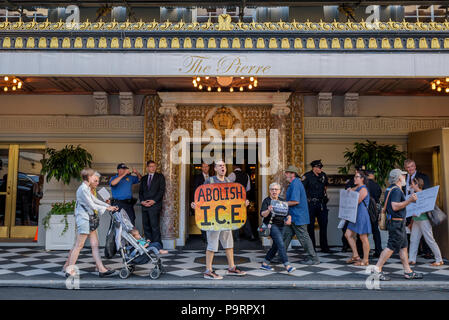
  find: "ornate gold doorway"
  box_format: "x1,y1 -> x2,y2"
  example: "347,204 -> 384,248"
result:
143,92 -> 304,248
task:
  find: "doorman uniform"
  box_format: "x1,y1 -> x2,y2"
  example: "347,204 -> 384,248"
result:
302,160 -> 331,252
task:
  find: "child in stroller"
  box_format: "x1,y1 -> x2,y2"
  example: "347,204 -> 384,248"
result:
129,228 -> 168,255
110,209 -> 165,279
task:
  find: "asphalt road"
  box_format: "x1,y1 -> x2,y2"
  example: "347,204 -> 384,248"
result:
1,287 -> 449,300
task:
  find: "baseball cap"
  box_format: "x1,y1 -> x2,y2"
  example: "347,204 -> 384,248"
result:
389,168 -> 407,184
117,163 -> 129,170
310,160 -> 323,168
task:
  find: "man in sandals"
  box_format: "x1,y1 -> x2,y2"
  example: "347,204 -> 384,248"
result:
373,169 -> 423,281
191,160 -> 248,280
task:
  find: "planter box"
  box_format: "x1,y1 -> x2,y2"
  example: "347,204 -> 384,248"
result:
45,215 -> 76,251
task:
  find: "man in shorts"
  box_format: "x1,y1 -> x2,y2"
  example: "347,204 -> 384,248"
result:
373,169 -> 423,281
191,160 -> 248,280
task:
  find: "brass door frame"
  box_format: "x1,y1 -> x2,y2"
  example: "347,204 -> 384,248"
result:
0,143 -> 45,239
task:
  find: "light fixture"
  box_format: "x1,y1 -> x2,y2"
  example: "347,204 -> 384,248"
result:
431,78 -> 449,94
192,76 -> 258,92
1,76 -> 23,93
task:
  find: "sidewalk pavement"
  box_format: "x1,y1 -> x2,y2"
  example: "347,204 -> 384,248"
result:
0,246 -> 448,290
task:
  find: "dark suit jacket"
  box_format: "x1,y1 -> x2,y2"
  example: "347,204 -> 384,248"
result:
139,173 -> 166,207
403,171 -> 431,194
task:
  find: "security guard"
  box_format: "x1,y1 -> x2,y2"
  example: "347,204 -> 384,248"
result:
302,160 -> 332,253
110,163 -> 142,226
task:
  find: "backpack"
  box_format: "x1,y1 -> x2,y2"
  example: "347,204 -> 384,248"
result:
363,197 -> 380,225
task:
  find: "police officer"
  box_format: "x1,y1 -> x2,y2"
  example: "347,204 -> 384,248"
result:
302,160 -> 332,253
110,163 -> 142,226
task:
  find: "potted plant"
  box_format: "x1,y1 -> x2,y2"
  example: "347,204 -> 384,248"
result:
40,145 -> 92,250
338,140 -> 407,187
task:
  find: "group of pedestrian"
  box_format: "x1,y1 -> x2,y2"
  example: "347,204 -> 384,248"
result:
65,156 -> 443,281
340,159 -> 444,281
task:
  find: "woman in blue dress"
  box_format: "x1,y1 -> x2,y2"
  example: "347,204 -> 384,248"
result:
345,172 -> 372,266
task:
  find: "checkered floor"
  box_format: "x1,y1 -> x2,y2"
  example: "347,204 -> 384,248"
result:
0,247 -> 449,281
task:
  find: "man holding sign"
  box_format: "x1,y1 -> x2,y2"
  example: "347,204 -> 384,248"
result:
191,160 -> 248,280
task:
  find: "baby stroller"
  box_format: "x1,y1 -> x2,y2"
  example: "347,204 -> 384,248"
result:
109,209 -> 164,279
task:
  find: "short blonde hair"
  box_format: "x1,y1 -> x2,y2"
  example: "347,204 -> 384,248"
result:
269,182 -> 281,190
81,168 -> 95,181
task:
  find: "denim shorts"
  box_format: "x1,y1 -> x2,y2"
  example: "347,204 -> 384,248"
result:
206,230 -> 233,252
75,216 -> 90,235
386,220 -> 408,252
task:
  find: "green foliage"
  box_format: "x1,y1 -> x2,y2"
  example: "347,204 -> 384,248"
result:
338,140 -> 407,187
42,201 -> 76,236
40,145 -> 93,185
40,145 -> 92,235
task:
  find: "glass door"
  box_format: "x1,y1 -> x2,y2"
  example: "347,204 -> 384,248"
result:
0,144 -> 45,240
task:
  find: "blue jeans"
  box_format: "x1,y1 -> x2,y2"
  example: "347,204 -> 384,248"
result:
264,224 -> 289,266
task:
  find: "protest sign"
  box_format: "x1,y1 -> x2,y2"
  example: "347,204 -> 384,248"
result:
406,186 -> 440,217
338,189 -> 359,223
194,183 -> 247,231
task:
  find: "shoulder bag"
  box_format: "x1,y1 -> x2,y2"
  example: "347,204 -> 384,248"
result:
379,186 -> 398,231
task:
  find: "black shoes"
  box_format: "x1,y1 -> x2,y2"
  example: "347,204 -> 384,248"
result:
99,269 -> 116,278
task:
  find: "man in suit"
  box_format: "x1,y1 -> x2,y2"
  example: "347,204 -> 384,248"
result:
192,162 -> 210,243
404,159 -> 433,259
139,160 -> 166,245
228,164 -> 255,241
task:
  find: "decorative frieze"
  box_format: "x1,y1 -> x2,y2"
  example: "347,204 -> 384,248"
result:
305,117 -> 449,136
1,15 -> 449,52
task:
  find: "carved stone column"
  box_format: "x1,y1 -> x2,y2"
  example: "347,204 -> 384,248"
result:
270,103 -> 290,194
119,92 -> 134,115
93,92 -> 109,115
317,92 -> 332,116
159,103 -> 178,243
344,93 -> 359,116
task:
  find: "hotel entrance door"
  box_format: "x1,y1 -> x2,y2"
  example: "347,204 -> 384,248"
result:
187,143 -> 260,239
0,144 -> 45,240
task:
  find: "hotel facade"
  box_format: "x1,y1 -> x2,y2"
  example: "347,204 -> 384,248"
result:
1,1 -> 449,255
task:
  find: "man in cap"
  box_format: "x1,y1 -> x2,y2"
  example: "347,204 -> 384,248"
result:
373,169 -> 422,281
282,165 -> 320,265
110,163 -> 142,225
302,160 -> 332,253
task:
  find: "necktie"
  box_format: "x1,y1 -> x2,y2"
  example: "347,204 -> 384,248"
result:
147,174 -> 152,189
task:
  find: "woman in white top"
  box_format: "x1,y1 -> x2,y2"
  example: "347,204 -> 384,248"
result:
64,168 -> 118,278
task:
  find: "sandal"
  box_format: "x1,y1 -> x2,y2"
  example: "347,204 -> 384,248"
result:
431,261 -> 444,267
353,260 -> 370,266
346,256 -> 361,264
377,271 -> 391,281
409,261 -> 416,265
404,271 -> 423,280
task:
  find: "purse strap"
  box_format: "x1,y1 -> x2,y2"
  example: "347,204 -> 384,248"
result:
382,186 -> 399,214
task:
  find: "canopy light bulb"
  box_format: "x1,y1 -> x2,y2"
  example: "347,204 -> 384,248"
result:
198,85 -> 203,90
12,79 -> 17,84
432,83 -> 436,90
437,87 -> 442,92
239,87 -> 243,91
205,76 -> 209,80
207,86 -> 211,92
230,87 -> 234,92
196,77 -> 201,82
248,85 -> 253,89
3,87 -> 7,92
217,87 -> 221,92
4,76 -> 8,81
250,77 -> 254,81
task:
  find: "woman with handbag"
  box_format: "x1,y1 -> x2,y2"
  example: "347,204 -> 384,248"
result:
408,177 -> 443,267
63,168 -> 118,278
259,183 -> 296,274
344,172 -> 372,266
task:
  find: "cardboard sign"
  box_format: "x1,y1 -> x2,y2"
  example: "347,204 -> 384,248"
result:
406,186 -> 440,217
194,182 -> 247,231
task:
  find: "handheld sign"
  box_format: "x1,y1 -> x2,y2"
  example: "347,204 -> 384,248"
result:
338,189 -> 359,223
194,182 -> 247,231
406,185 -> 440,218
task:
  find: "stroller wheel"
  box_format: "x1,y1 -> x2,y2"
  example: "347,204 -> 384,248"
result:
149,266 -> 161,280
119,268 -> 131,279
